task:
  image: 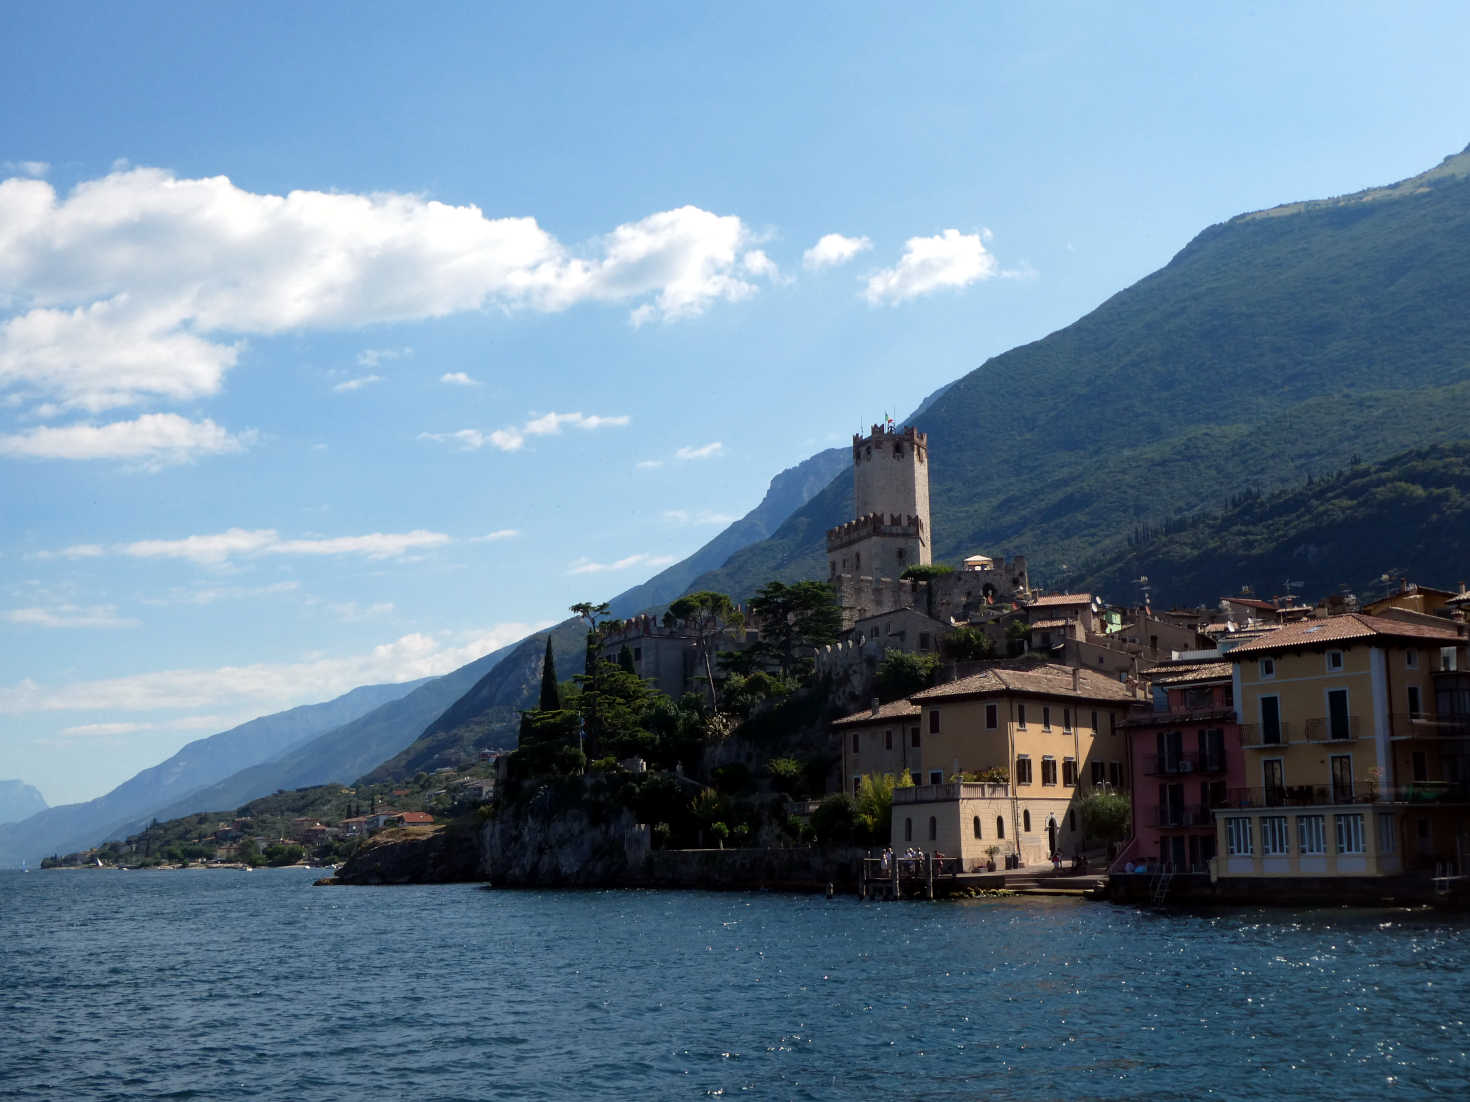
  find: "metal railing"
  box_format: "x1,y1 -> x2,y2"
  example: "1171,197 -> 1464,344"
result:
1303,715 -> 1362,742
1145,752 -> 1228,776
1152,804 -> 1213,828
1239,723 -> 1289,747
1223,781 -> 1470,808
1390,713 -> 1470,739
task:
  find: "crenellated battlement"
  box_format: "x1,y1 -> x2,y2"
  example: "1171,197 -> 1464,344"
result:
826,512 -> 925,551
853,423 -> 927,460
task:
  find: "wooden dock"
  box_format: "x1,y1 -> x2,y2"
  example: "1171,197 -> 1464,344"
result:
859,854 -> 1105,900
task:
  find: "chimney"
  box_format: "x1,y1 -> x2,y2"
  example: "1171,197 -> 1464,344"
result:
870,697 -> 881,716
1071,666 -> 1080,692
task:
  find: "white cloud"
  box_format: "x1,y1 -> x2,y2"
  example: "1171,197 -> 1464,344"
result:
635,459 -> 664,470
142,580 -> 300,606
675,441 -> 724,461
663,509 -> 738,526
439,371 -> 479,386
419,410 -> 629,453
0,624 -> 547,716
567,552 -> 677,575
116,527 -> 450,565
741,249 -> 780,280
0,168 -> 765,415
326,600 -> 395,622
864,228 -> 998,305
4,603 -> 138,628
332,374 -> 382,393
357,346 -> 411,368
1,161 -> 49,178
58,715 -> 228,738
0,413 -> 255,468
803,232 -> 873,270
30,543 -> 105,560
468,529 -> 519,543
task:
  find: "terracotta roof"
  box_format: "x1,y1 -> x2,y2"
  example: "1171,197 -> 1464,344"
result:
397,811 -> 434,824
1030,593 -> 1093,608
832,700 -> 922,726
1028,618 -> 1072,630
1141,661 -> 1233,686
1222,596 -> 1277,611
910,663 -> 1137,704
1225,613 -> 1464,657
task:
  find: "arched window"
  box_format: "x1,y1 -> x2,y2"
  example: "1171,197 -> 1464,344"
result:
1023,809 -> 1032,832
996,816 -> 1005,839
904,817 -> 912,842
928,816 -> 937,841
972,816 -> 982,839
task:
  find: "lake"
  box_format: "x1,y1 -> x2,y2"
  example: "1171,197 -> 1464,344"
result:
2,868 -> 1466,1099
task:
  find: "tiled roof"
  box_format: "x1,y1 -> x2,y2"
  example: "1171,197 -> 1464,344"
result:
1141,661 -> 1233,685
1225,613 -> 1463,657
1028,618 -> 1071,630
833,700 -> 922,726
910,662 -> 1137,704
1030,593 -> 1093,608
1222,596 -> 1277,611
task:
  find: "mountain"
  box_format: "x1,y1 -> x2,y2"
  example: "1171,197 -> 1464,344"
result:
0,679 -> 424,866
0,780 -> 46,826
689,144 -> 1470,599
1074,443 -> 1470,607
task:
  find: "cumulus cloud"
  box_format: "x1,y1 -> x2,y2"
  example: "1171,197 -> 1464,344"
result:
419,410 -> 629,453
4,603 -> 138,628
1,161 -> 49,178
357,346 -> 411,368
0,413 -> 255,467
0,168 -> 769,415
675,441 -> 724,461
116,527 -> 450,565
332,374 -> 382,393
468,529 -> 519,543
567,552 -> 677,575
1,624 -> 547,716
439,371 -> 479,386
864,229 -> 998,305
803,232 -> 872,270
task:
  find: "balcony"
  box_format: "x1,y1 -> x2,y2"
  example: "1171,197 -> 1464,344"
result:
1303,715 -> 1363,742
1223,781 -> 1470,808
1239,723 -> 1289,748
1144,752 -> 1228,777
892,781 -> 1010,804
1390,713 -> 1470,739
1153,804 -> 1214,828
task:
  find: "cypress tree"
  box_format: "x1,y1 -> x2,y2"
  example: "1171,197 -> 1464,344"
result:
539,636 -> 561,711
618,644 -> 636,675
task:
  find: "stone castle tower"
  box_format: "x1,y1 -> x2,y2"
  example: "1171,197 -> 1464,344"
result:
826,423 -> 931,582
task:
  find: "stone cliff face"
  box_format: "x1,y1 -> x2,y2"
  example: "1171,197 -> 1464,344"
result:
329,825 -> 481,885
480,784 -> 650,887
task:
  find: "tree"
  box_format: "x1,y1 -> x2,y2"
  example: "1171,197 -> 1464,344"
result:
1079,791 -> 1131,846
539,636 -> 561,711
874,650 -> 939,701
665,591 -> 744,708
854,773 -> 897,843
617,645 -> 637,675
747,580 -> 843,681
809,794 -> 859,847
899,563 -> 954,581
939,626 -> 996,662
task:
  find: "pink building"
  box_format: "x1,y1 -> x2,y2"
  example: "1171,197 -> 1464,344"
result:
1115,660 -> 1245,875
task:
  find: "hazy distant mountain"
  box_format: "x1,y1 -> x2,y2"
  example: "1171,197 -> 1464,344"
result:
0,679 -> 425,866
690,144 -> 1470,599
0,780 -> 46,826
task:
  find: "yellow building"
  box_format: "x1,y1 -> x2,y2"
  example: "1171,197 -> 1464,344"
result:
867,664 -> 1139,868
832,700 -> 921,798
1216,613 -> 1469,883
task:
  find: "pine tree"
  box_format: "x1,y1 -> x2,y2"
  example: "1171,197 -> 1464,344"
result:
539,636 -> 561,711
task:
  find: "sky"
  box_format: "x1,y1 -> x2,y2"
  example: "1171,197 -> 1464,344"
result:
3,2 -> 1469,806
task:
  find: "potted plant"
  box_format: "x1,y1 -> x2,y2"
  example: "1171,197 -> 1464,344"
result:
985,844 -> 1000,872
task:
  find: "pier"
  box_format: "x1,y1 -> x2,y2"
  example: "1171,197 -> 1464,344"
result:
859,851 -> 1105,900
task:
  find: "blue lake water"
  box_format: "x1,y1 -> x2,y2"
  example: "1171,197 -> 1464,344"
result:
2,868 -> 1468,1100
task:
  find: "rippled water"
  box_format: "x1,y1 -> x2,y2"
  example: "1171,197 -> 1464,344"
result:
2,868 -> 1468,1100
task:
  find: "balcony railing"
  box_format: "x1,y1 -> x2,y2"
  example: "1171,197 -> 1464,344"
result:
1239,723 -> 1289,748
1152,804 -> 1214,828
892,781 -> 1010,804
1223,781 -> 1470,808
1390,713 -> 1470,739
1303,715 -> 1362,742
1144,752 -> 1228,776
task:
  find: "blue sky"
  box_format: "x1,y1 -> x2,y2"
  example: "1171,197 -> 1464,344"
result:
3,3 -> 1468,805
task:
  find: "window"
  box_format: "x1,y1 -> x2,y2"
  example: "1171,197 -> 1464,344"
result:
904,817 -> 913,842
1336,813 -> 1366,854
1091,761 -> 1107,786
929,709 -> 940,734
1062,758 -> 1077,786
928,816 -> 937,841
929,770 -> 943,785
973,816 -> 982,840
1406,650 -> 1419,670
1015,756 -> 1033,785
1298,815 -> 1326,855
852,732 -> 860,753
1091,709 -> 1099,732
1041,758 -> 1057,786
633,647 -> 642,662
1042,706 -> 1052,731
996,816 -> 1005,839
1017,704 -> 1027,729
853,777 -> 862,797
918,632 -> 930,651
985,703 -> 998,729
1407,685 -> 1422,718
1260,696 -> 1282,745
1326,650 -> 1344,671
911,728 -> 921,748
1225,817 -> 1253,855
1263,759 -> 1285,806
1260,658 -> 1276,679
910,771 -> 921,785
1261,816 -> 1290,856
1023,809 -> 1032,832
1377,813 -> 1397,854
1412,750 -> 1427,782
884,730 -> 893,750
1063,708 -> 1072,732
1108,761 -> 1123,788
